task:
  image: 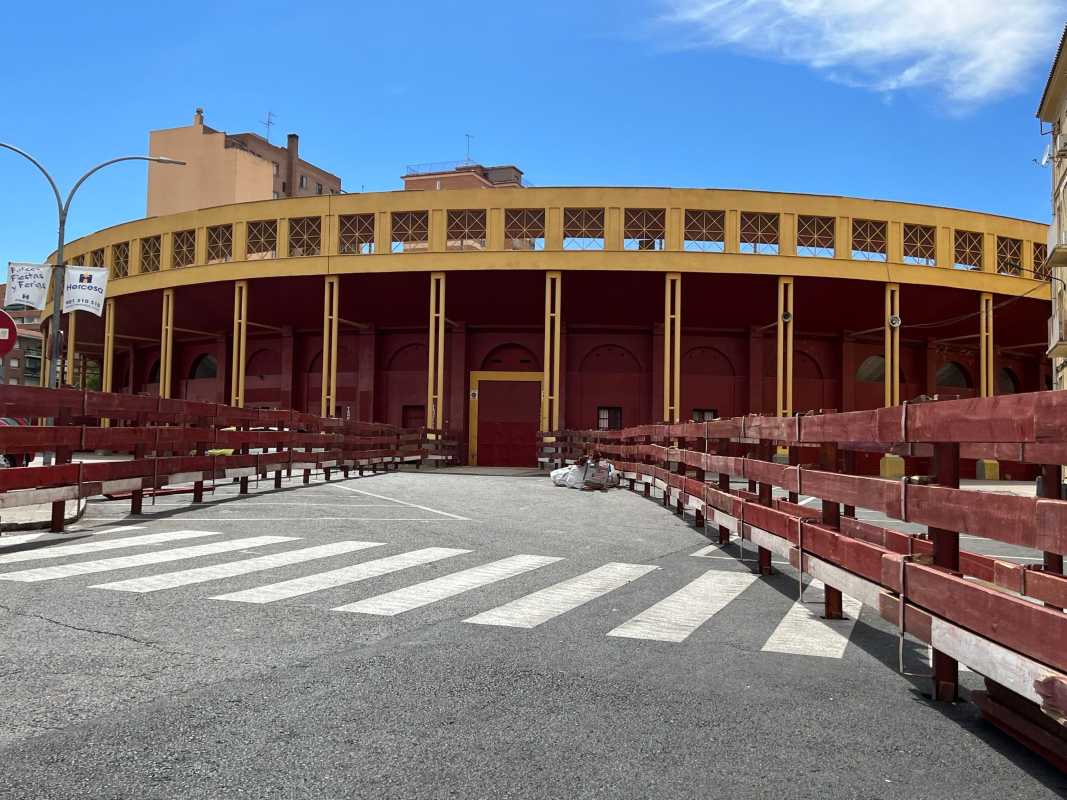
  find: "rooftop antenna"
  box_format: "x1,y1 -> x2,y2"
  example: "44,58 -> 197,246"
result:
261,111 -> 277,143
465,133 -> 474,164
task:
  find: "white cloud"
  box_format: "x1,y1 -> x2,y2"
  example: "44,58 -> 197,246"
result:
662,0 -> 1063,105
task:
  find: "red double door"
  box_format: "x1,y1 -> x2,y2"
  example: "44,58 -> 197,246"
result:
475,379 -> 541,467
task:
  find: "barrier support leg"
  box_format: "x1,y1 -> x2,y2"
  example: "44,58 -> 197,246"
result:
756,443 -> 774,575
1040,464 -> 1064,611
239,476 -> 249,495
818,442 -> 844,619
303,469 -> 311,485
193,481 -> 204,503
130,444 -> 145,515
930,442 -> 960,702
274,471 -> 282,489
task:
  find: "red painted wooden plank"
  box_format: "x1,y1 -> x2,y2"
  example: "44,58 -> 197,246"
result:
0,463 -> 81,491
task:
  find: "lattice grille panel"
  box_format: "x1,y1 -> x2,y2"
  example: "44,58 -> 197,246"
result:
288,216 -> 321,257
339,213 -> 375,254
172,229 -> 196,268
69,255 -> 84,266
624,208 -> 665,250
954,229 -> 983,269
247,220 -> 277,259
391,211 -> 429,252
504,208 -> 545,249
140,236 -> 161,273
207,224 -> 233,263
112,242 -> 129,278
851,219 -> 887,260
683,210 -> 725,251
563,207 -> 605,249
1034,242 -> 1050,279
740,212 -> 779,253
90,249 -> 105,268
996,236 -> 1022,276
903,223 -> 936,264
447,209 -> 487,250
797,215 -> 834,256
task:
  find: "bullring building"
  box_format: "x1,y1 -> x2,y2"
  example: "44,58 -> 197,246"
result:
49,121 -> 1052,470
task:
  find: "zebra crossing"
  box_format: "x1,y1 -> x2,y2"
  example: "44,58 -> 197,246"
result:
0,526 -> 875,659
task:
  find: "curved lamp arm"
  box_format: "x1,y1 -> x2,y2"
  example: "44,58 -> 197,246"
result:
64,155 -> 185,216
0,142 -> 63,217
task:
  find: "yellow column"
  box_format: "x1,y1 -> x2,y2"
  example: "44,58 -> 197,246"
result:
724,210 -> 740,254
160,232 -> 174,270
430,209 -> 446,252
887,221 -> 903,264
102,299 -> 116,393
546,207 -> 563,251
64,311 -> 77,386
426,272 -> 446,429
321,276 -> 340,417
194,226 -> 208,266
540,272 -> 562,431
981,233 -> 996,274
375,211 -> 391,255
233,221 -> 248,261
230,281 -> 248,407
936,227 -> 953,268
666,208 -> 683,251
834,217 -> 851,260
277,218 -> 290,258
776,277 -> 794,416
605,207 -> 622,251
779,213 -> 797,257
160,288 -> 175,398
980,292 -> 994,397
487,208 -> 504,251
884,283 -> 901,407
663,273 -> 682,422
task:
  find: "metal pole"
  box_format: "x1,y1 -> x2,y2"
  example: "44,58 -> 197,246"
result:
52,212 -> 65,388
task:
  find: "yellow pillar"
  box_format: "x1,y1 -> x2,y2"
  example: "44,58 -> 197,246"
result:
776,277 -> 794,416
321,276 -> 340,417
540,271 -> 562,431
884,283 -> 900,407
230,281 -> 248,407
724,210 -> 740,254
779,213 -> 797,257
160,288 -> 175,398
663,273 -> 681,423
102,299 -> 116,393
834,217 -> 851,260
980,292 -> 994,397
64,311 -> 77,386
426,272 -> 446,429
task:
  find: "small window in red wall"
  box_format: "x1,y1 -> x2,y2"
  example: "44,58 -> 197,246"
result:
597,406 -> 622,430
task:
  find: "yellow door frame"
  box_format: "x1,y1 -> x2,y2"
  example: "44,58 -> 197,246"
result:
468,370 -> 543,466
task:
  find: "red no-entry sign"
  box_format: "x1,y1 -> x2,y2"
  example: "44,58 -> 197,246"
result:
0,310 -> 16,358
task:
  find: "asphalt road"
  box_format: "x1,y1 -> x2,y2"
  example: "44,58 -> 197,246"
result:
0,469 -> 1063,799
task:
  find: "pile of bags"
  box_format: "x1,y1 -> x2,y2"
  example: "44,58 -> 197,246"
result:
550,457 -> 620,490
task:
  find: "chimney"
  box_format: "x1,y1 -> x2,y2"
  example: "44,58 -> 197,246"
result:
193,107 -> 204,126
286,133 -> 299,197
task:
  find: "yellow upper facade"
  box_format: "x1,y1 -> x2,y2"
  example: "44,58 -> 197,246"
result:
61,187 -> 1051,300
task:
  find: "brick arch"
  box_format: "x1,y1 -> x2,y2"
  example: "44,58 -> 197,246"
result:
681,345 -> 735,376
387,342 -> 428,371
579,343 -> 641,373
480,343 -> 540,371
247,348 -> 281,376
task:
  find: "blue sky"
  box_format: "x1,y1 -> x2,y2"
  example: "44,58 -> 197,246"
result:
1,0 -> 1063,279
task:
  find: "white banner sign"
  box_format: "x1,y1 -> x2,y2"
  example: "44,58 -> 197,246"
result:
7,262 -> 51,310
62,266 -> 109,317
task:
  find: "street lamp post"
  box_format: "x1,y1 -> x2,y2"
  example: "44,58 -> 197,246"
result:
0,143 -> 184,388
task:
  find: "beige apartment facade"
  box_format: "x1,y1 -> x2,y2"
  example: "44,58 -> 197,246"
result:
147,109 -> 341,217
1039,28 -> 1067,389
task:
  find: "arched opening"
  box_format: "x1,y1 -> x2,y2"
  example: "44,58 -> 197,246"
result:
181,352 -> 222,402
378,342 -> 429,426
189,354 -> 218,379
480,343 -> 540,372
575,344 -> 644,429
245,348 -> 283,408
680,345 -> 738,420
998,366 -> 1020,395
936,361 -> 971,389
147,360 -> 160,384
303,345 -> 357,415
855,355 -> 885,383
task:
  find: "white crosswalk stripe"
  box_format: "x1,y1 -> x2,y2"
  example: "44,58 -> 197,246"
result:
334,554 -> 563,616
0,526 -> 144,549
0,529 -> 221,565
607,570 -> 758,642
0,536 -> 297,582
211,546 -> 470,605
91,541 -> 384,593
465,562 -> 658,629
761,580 -> 863,658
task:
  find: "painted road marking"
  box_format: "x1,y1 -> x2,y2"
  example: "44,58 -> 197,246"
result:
328,483 -> 470,520
92,541 -> 384,593
607,570 -> 759,642
0,526 -> 144,549
0,529 -> 221,565
211,547 -> 469,604
464,562 -> 658,629
0,536 -> 297,583
761,580 -> 863,658
334,554 -> 563,616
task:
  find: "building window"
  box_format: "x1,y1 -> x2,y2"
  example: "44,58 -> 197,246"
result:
112,241 -> 130,278
207,224 -> 233,264
273,191 -> 280,199
691,408 -> 718,421
563,208 -> 604,250
851,219 -> 887,261
7,378 -> 16,385
90,248 -> 105,268
740,212 -> 779,255
623,208 -> 665,251
68,254 -> 85,266
391,210 -> 429,253
797,215 -> 835,258
683,209 -> 725,252
247,220 -> 278,260
288,216 -> 322,257
316,182 -> 323,195
272,161 -> 279,176
140,235 -> 161,273
504,208 -> 545,250
9,358 -> 18,369
1035,242 -> 1050,279
172,229 -> 196,268
996,236 -> 1022,276
953,230 -> 983,270
339,213 -> 375,254
299,175 -> 308,190
597,406 -> 623,430
446,209 -> 487,251
903,223 -> 936,266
